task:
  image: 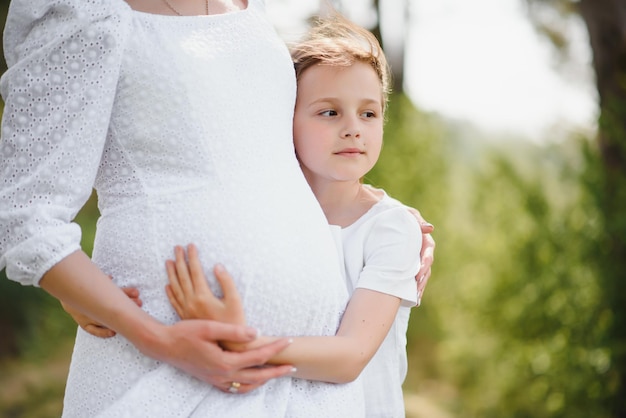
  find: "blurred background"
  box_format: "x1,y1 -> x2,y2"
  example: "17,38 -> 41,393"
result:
1,0 -> 624,417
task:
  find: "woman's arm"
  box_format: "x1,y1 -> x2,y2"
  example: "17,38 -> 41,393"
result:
167,244 -> 402,383
60,276 -> 142,338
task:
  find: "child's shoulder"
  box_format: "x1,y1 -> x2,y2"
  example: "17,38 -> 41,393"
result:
360,186 -> 422,236
363,185 -> 416,215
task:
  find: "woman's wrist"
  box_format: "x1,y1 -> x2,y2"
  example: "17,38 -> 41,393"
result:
118,311 -> 171,359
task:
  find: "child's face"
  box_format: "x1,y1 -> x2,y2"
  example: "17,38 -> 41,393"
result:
293,61 -> 384,185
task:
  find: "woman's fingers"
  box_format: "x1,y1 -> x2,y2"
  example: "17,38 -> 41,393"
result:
221,381 -> 263,395
218,363 -> 295,394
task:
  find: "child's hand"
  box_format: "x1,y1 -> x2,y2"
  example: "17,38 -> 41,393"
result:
406,207 -> 435,306
165,244 -> 246,327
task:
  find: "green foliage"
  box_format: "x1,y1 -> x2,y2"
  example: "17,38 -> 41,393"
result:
420,136 -> 610,417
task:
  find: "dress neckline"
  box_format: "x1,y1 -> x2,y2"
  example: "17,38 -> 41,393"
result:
127,0 -> 250,20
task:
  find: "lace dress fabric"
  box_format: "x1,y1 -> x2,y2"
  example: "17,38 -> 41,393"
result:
0,0 -> 364,416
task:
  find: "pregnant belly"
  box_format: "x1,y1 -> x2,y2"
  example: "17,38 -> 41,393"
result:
92,186 -> 348,337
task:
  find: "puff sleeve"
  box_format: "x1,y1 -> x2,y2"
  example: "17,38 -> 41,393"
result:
0,0 -> 131,286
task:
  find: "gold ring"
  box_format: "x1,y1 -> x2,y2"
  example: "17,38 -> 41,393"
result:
228,381 -> 241,394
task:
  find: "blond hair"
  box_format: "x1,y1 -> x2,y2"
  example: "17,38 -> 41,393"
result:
290,13 -> 392,112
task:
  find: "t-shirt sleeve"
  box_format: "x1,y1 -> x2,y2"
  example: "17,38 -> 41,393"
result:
0,0 -> 131,286
356,207 -> 422,307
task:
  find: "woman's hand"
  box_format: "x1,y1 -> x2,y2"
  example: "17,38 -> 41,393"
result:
407,207 -> 435,305
140,319 -> 295,394
165,244 -> 246,326
61,278 -> 142,338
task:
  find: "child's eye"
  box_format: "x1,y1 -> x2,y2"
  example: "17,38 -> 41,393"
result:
319,110 -> 338,117
361,111 -> 377,118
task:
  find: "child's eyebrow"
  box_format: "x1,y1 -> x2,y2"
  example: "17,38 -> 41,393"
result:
308,97 -> 338,105
307,97 -> 382,107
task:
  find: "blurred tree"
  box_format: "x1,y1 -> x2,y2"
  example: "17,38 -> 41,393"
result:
525,1 -> 626,415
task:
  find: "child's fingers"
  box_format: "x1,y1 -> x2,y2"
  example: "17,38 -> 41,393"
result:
174,245 -> 194,295
166,259 -> 185,303
214,264 -> 242,303
165,284 -> 186,319
121,287 -> 139,298
121,287 -> 143,307
84,324 -> 117,338
187,244 -> 210,293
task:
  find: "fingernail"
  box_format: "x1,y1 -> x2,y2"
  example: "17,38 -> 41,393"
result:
246,327 -> 259,338
290,367 -> 297,373
422,222 -> 433,228
215,263 -> 224,273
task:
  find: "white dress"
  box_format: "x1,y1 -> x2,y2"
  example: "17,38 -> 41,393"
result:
0,0 -> 363,416
333,191 -> 421,418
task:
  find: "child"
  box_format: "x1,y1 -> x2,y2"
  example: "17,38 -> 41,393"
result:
167,13 -> 422,417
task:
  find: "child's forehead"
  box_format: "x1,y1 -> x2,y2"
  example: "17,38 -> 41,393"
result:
296,63 -> 384,105
299,62 -> 379,82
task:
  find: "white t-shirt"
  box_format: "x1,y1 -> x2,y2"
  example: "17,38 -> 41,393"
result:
331,190 -> 421,418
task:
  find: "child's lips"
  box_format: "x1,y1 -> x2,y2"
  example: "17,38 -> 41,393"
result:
334,148 -> 364,156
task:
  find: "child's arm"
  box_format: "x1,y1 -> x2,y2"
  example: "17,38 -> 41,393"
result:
167,244 -> 402,384
264,287 -> 400,383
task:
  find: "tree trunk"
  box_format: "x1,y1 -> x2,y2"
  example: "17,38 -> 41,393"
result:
374,0 -> 406,94
579,1 -> 626,416
580,0 -> 626,168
